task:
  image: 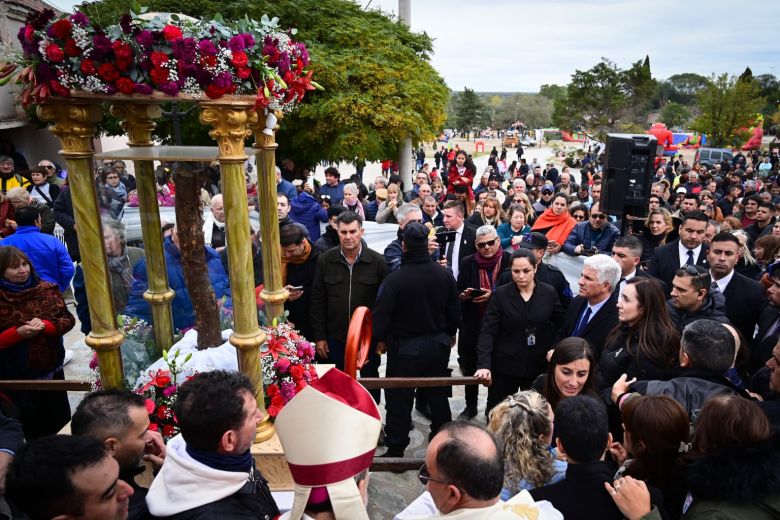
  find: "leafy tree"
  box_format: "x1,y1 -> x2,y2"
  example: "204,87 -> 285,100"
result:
452,88 -> 486,138
538,84 -> 567,102
492,93 -> 552,129
655,73 -> 710,106
552,57 -> 655,140
79,0 -> 449,166
755,74 -> 780,133
660,102 -> 691,128
691,73 -> 765,147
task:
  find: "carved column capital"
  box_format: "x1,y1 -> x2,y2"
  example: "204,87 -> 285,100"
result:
36,103 -> 102,157
199,103 -> 258,163
110,104 -> 162,146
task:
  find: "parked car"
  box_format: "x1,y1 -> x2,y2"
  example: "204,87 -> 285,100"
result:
695,147 -> 734,169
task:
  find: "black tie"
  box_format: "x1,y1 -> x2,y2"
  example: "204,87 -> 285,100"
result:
686,250 -> 695,266
446,241 -> 454,267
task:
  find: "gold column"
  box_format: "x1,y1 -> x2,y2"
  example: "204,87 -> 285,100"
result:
251,111 -> 289,320
37,103 -> 125,389
200,102 -> 273,442
110,104 -> 175,356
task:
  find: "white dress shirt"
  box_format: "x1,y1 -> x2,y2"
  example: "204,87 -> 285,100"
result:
678,242 -> 702,268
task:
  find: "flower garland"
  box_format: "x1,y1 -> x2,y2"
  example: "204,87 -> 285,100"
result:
5,7 -> 320,110
260,321 -> 318,418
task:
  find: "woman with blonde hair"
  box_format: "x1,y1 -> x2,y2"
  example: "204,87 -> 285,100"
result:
732,229 -> 761,279
487,390 -> 566,498
467,196 -> 504,228
639,208 -> 672,265
375,183 -> 402,224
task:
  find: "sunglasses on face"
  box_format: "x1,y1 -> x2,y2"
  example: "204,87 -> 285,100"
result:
682,264 -> 706,276
418,463 -> 448,486
476,238 -> 498,249
42,165 -> 54,169
574,214 -> 586,220
591,213 -> 607,220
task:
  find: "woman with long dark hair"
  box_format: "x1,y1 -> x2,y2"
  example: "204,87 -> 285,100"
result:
446,150 -> 476,199
599,277 -> 680,397
536,337 -> 598,413
610,395 -> 690,519
683,395 -> 780,519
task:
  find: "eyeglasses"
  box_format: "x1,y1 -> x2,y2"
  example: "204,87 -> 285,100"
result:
573,214 -> 586,221
42,165 -> 55,169
418,463 -> 448,486
591,213 -> 607,220
476,238 -> 498,249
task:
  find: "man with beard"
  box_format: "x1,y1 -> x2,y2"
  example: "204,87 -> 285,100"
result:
72,390 -> 167,520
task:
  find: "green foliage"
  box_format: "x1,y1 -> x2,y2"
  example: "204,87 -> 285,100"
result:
660,102 -> 691,128
78,0 -> 449,166
552,57 -> 655,140
691,74 -> 765,147
655,73 -> 710,106
755,74 -> 780,133
452,88 -> 487,133
489,93 -> 553,129
538,84 -> 567,101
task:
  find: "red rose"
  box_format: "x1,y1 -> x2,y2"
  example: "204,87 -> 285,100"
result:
266,384 -> 279,397
23,25 -> 34,42
205,84 -> 226,99
268,405 -> 280,417
230,51 -> 248,68
50,19 -> 73,40
64,39 -> 80,57
50,80 -> 69,97
162,25 -> 183,42
116,57 -> 132,72
237,67 -> 251,80
201,55 -> 217,68
80,59 -> 96,75
270,395 -> 284,408
112,40 -> 133,60
157,405 -> 169,420
116,77 -> 135,95
149,67 -> 169,85
162,424 -> 176,438
45,43 -> 65,63
290,365 -> 305,381
148,422 -> 159,431
144,398 -> 156,414
150,51 -> 169,68
295,380 -> 307,393
153,371 -> 171,387
98,63 -> 119,82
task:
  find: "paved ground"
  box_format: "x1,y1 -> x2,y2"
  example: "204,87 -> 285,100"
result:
61,139 -> 566,518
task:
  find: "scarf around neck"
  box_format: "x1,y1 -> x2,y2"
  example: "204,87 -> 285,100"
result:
281,239 -> 312,284
474,251 -> 503,292
185,445 -> 253,473
532,208 -> 576,245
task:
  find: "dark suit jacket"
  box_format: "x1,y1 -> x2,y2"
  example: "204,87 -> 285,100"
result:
454,223 -> 477,267
530,461 -> 665,520
457,251 -> 512,341
648,240 -> 708,295
557,292 -> 619,359
721,271 -> 766,343
751,305 -> 780,373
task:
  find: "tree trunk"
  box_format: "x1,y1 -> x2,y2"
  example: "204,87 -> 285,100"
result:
174,167 -> 223,349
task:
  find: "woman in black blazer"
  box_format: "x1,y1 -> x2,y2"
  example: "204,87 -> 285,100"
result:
475,249 -> 566,413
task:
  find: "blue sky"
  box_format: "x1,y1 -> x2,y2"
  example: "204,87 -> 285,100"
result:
49,0 -> 780,92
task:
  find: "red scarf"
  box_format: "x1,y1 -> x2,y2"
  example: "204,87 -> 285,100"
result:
532,208 -> 576,245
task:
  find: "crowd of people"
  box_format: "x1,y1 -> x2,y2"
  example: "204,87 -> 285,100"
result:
1,140 -> 780,518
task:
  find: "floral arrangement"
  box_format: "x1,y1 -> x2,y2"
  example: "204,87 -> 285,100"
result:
260,320 -> 318,418
137,348 -> 193,441
3,5 -> 320,110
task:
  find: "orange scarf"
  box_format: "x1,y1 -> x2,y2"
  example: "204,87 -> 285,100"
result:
281,240 -> 312,285
531,208 -> 576,245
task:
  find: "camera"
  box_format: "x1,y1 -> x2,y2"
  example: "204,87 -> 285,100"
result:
435,227 -> 458,256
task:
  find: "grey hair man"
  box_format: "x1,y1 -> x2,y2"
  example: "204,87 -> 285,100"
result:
384,203 -> 438,273
6,187 -> 55,235
557,254 -> 621,357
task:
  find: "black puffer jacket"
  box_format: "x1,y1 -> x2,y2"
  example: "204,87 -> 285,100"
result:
666,291 -> 730,332
683,436 -> 780,519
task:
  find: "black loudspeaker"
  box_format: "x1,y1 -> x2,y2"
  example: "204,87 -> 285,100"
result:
601,134 -> 657,218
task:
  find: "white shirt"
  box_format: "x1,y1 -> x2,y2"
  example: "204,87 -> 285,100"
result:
448,223 -> 465,280
617,270 -> 637,299
678,242 -> 702,268
29,183 -> 52,205
711,269 -> 735,294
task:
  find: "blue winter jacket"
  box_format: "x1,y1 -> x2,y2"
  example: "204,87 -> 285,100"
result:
562,221 -> 620,255
125,237 -> 231,330
290,191 -> 327,240
1,226 -> 73,291
277,179 -> 298,203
